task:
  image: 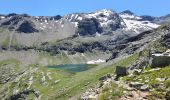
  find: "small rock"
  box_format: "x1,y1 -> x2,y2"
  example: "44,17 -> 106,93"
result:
145,80 -> 149,83
155,78 -> 165,82
54,80 -> 60,84
140,84 -> 149,91
130,82 -> 145,89
132,69 -> 142,75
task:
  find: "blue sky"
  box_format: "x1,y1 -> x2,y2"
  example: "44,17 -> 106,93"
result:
0,0 -> 170,16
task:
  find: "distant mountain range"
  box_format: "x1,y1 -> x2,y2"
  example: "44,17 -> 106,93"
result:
0,9 -> 170,47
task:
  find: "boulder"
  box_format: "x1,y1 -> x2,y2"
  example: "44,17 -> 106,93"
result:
129,82 -> 145,89
151,55 -> 170,68
140,84 -> 149,91
115,66 -> 127,80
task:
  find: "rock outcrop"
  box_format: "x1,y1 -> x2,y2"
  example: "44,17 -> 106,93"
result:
9,89 -> 40,100
16,20 -> 39,33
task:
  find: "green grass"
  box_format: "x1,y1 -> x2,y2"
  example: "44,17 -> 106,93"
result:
1,35 -> 10,48
0,52 -> 140,100
115,53 -> 139,67
99,83 -> 124,100
0,59 -> 21,72
0,59 -> 20,66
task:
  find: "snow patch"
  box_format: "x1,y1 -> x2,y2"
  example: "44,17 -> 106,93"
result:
0,16 -> 5,19
74,22 -> 78,27
86,9 -> 113,18
77,17 -> 83,20
35,16 -> 39,19
87,59 -> 105,64
120,14 -> 141,20
44,20 -> 48,23
61,24 -> 64,28
120,14 -> 160,33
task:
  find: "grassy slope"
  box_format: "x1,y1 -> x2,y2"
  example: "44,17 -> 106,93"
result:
119,41 -> 170,99
0,53 -> 139,100
122,66 -> 170,99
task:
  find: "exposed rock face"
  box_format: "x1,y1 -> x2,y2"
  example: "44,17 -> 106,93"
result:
160,26 -> 170,47
140,15 -> 156,22
77,18 -> 102,36
9,89 -> 39,100
1,15 -> 23,30
51,15 -> 62,20
128,57 -> 149,71
16,20 -> 39,33
121,10 -> 134,15
0,15 -> 39,33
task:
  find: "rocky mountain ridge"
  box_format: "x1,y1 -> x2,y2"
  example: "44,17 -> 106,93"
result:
0,9 -> 161,34
0,9 -> 164,48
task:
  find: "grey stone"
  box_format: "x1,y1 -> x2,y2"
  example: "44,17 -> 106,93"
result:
140,84 -> 149,91
130,82 -> 145,89
115,66 -> 127,80
151,55 -> 170,68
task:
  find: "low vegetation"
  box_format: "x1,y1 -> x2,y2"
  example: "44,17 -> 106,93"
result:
0,52 -> 140,99
122,66 -> 170,99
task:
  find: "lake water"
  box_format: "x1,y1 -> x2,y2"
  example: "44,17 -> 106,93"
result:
48,64 -> 95,72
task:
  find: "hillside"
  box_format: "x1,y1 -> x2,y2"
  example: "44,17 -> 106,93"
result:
0,9 -> 170,100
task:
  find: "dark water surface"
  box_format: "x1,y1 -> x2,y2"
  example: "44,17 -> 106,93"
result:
48,64 -> 95,72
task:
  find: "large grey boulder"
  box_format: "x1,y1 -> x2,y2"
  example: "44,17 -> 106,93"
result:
151,55 -> 170,67
115,66 -> 127,80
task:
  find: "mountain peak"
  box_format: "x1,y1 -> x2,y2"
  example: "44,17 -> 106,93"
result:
121,10 -> 134,15
95,9 -> 115,14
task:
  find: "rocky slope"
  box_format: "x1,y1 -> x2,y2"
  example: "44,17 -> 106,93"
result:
80,23 -> 170,100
